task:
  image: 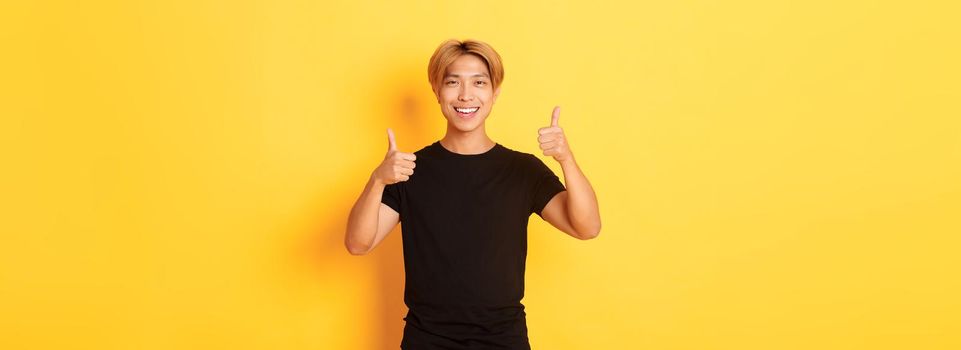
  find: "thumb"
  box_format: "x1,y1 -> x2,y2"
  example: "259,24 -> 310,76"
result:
387,128 -> 397,152
551,105 -> 560,127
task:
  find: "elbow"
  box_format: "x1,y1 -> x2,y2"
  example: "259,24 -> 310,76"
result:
347,247 -> 369,256
344,237 -> 371,256
578,231 -> 600,240
346,244 -> 370,256
576,223 -> 601,240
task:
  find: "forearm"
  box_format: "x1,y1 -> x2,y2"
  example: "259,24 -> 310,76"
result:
558,155 -> 601,238
345,175 -> 386,254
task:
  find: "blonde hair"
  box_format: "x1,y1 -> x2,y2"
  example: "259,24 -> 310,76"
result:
427,39 -> 504,96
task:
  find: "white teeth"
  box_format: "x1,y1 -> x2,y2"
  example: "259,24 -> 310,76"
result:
455,107 -> 478,113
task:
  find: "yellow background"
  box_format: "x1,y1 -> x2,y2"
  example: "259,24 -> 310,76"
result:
2,1 -> 959,349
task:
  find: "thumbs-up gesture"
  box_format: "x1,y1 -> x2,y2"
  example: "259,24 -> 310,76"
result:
538,106 -> 573,163
372,128 -> 417,185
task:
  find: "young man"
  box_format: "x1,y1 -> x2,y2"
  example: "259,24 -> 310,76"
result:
345,39 -> 601,349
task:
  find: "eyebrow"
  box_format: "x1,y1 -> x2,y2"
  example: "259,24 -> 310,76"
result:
445,73 -> 489,78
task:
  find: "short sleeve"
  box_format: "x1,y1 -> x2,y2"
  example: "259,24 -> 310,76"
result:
530,155 -> 566,217
381,182 -> 402,216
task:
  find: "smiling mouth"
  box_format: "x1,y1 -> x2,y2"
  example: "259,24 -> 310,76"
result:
454,106 -> 479,118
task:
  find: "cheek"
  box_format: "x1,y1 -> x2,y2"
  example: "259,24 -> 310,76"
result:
437,92 -> 454,104
478,89 -> 493,102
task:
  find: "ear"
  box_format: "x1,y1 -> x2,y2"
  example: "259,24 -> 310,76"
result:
493,86 -> 501,103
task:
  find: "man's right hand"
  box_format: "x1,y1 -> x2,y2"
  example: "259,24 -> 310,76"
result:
372,128 -> 416,185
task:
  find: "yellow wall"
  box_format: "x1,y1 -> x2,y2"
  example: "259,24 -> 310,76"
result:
2,1 -> 959,349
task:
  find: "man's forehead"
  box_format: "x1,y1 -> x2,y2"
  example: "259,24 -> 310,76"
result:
445,72 -> 490,78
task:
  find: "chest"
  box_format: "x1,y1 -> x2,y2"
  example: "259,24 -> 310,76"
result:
403,158 -> 535,225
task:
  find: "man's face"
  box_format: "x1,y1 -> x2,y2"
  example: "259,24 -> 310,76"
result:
436,54 -> 500,132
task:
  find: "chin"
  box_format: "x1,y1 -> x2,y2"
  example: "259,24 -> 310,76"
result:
449,115 -> 487,131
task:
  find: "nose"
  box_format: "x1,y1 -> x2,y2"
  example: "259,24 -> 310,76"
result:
458,86 -> 473,101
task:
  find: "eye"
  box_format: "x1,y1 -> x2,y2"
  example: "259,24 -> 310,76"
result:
445,81 -> 457,86
475,81 -> 487,86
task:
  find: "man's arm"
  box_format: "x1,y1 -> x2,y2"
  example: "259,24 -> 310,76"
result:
541,157 -> 601,239
345,176 -> 401,255
344,128 -> 415,255
537,106 -> 601,240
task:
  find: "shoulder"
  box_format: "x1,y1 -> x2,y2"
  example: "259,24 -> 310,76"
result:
411,142 -> 438,159
496,143 -> 530,160
498,143 -> 550,170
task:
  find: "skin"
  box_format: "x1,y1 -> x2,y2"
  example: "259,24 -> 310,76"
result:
345,54 -> 601,255
435,54 -> 500,154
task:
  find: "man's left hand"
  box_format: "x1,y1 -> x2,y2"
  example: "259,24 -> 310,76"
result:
538,105 -> 573,163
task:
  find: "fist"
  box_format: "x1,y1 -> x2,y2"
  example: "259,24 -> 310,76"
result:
538,106 -> 573,162
372,128 -> 417,185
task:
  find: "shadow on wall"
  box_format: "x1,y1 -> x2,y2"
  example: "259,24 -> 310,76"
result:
308,60 -> 437,349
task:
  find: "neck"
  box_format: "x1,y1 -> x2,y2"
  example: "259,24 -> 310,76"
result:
440,124 -> 495,155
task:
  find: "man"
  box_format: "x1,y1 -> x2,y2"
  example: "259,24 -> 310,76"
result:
345,38 -> 601,349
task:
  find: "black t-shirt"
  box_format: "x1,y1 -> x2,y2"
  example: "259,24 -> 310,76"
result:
381,140 -> 567,349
